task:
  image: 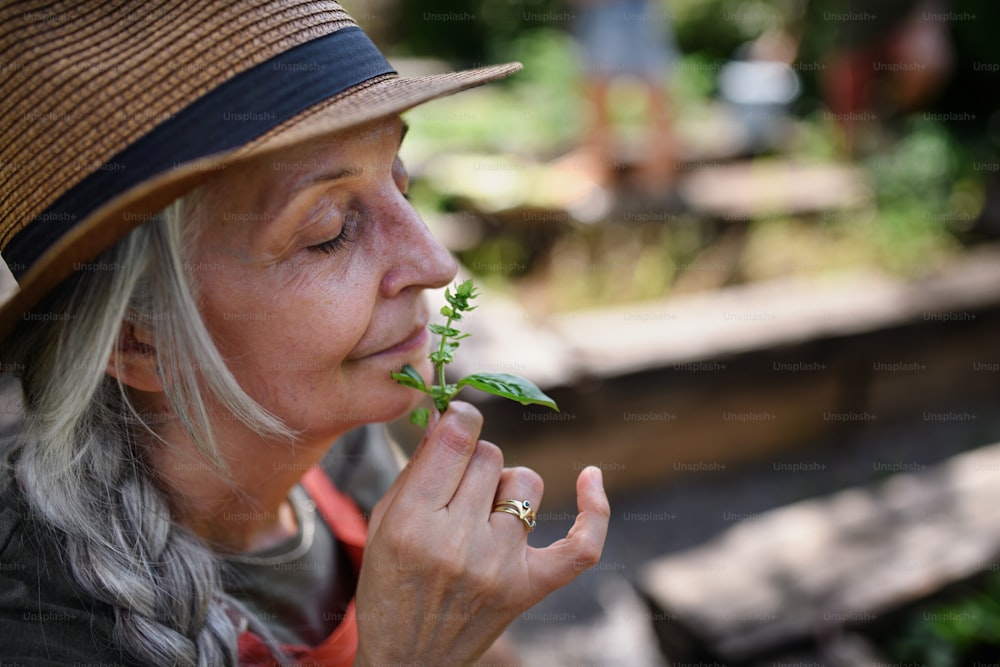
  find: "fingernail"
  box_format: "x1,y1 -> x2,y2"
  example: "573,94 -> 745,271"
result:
587,465 -> 604,487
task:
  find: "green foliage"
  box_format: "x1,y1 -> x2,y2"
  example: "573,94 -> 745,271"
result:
394,0 -> 566,65
886,572 -> 1000,665
865,118 -> 958,205
391,279 -> 559,422
400,27 -> 583,161
395,2 -> 972,313
670,0 -> 795,58
860,118 -> 969,274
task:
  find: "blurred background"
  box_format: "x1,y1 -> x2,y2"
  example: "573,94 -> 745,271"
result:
343,0 -> 1000,664
1,1 -> 997,664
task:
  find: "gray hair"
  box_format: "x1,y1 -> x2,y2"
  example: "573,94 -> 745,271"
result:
3,200 -> 295,665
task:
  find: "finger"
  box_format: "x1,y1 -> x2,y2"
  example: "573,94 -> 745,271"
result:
394,401 -> 483,510
447,440 -> 504,519
489,466 -> 544,537
367,407 -> 447,535
426,406 -> 441,431
526,466 -> 610,593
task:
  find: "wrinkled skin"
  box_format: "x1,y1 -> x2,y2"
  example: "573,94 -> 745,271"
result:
112,116 -> 610,664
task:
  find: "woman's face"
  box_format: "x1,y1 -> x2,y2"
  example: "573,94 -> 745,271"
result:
186,116 -> 457,440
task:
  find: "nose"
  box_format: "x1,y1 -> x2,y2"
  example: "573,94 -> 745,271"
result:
378,193 -> 458,298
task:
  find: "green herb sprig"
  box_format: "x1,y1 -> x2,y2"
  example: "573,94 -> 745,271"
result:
391,279 -> 558,427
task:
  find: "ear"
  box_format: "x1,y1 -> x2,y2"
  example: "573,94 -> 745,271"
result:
106,319 -> 164,393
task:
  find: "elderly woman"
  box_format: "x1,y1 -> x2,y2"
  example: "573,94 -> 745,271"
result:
0,2 -> 609,665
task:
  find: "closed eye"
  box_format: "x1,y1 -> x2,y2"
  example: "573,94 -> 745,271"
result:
308,230 -> 353,254
307,210 -> 359,255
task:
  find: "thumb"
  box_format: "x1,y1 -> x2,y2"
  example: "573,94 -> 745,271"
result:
367,409 -> 438,536
368,404 -> 479,536
527,466 -> 610,594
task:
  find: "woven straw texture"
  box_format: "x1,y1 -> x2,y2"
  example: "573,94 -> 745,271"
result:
0,0 -> 355,247
0,0 -> 519,340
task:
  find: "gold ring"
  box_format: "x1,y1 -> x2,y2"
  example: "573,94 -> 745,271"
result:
492,498 -> 537,532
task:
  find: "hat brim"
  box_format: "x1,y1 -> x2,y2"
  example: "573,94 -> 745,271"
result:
0,62 -> 521,342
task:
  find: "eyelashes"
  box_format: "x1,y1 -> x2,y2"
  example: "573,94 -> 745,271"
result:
307,230 -> 353,255
306,209 -> 361,255
302,180 -> 407,257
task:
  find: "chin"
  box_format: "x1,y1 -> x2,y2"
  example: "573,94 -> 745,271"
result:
349,357 -> 434,426
412,356 -> 434,382
374,371 -> 431,419
404,386 -> 433,414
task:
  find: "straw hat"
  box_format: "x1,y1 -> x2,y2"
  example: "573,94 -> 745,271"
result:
0,0 -> 519,341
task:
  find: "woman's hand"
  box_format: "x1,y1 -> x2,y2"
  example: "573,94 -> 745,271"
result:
355,401 -> 610,666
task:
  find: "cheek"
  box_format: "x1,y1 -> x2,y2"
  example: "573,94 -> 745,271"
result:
200,270 -> 371,383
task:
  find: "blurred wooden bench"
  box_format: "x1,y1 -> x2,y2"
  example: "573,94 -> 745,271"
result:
636,440 -> 1000,662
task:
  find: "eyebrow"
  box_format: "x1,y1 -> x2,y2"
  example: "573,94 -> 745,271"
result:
304,120 -> 409,187
308,165 -> 361,186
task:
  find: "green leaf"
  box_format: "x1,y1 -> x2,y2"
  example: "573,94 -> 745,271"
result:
388,280 -> 555,429
431,384 -> 458,413
391,364 -> 428,392
428,323 -> 460,337
457,373 -> 559,410
429,350 -> 452,365
455,279 -> 477,299
410,408 -> 430,427
446,279 -> 479,313
431,383 -> 457,400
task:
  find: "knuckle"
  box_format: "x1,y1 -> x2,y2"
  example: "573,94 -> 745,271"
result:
593,496 -> 612,520
468,566 -> 502,596
382,515 -> 420,553
475,440 -> 504,468
446,400 -> 484,429
455,554 -> 503,594
434,403 -> 483,457
433,538 -> 484,584
435,421 -> 476,458
573,545 -> 603,572
508,466 -> 544,499
435,551 -> 467,582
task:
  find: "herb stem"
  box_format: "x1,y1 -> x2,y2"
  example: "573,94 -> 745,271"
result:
392,279 -> 557,427
436,312 -> 454,408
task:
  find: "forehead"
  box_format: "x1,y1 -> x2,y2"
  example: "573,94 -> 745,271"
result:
196,116 -> 404,213
268,117 -> 404,172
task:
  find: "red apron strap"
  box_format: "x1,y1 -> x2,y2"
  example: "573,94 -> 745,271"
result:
237,601 -> 359,666
301,465 -> 367,572
238,466 -> 369,666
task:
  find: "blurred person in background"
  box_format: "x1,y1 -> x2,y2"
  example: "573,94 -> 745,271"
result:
0,1 -> 610,665
563,0 -> 679,196
819,0 -> 954,154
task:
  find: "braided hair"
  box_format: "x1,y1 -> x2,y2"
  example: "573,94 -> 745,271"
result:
2,199 -> 296,665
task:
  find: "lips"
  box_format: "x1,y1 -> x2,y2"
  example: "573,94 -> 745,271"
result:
353,312 -> 430,361
373,322 -> 428,357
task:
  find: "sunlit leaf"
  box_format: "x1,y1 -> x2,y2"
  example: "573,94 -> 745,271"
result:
457,373 -> 558,410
